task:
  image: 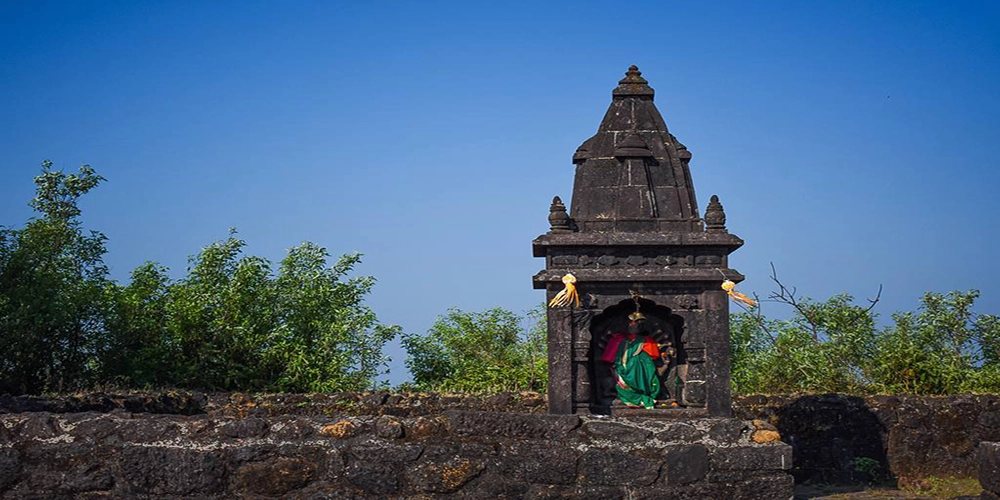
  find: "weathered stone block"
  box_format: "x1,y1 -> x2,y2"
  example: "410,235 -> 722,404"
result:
499,441 -> 579,485
445,410 -> 580,439
734,473 -> 795,500
468,473 -> 533,497
981,442 -> 1000,497
578,449 -> 661,486
122,447 -> 226,495
374,415 -> 405,439
653,422 -> 704,443
219,416 -> 268,439
709,419 -> 748,443
232,457 -> 316,495
0,449 -> 20,492
421,442 -> 497,462
344,461 -> 400,495
346,443 -> 422,463
663,445 -> 708,484
584,420 -> 653,443
406,458 -> 485,493
270,416 -> 316,440
709,445 -> 792,471
527,483 -> 628,499
13,413 -> 58,439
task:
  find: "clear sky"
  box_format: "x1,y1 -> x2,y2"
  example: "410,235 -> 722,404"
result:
2,1 -> 998,385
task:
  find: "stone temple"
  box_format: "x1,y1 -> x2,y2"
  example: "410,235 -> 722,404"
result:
533,65 -> 746,417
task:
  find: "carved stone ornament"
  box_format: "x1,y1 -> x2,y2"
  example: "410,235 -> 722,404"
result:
704,194 -> 727,233
548,196 -> 572,233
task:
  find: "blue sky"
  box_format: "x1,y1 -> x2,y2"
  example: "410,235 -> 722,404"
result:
2,1 -> 998,385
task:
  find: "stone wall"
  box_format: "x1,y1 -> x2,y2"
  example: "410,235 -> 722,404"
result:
733,394 -> 1000,486
0,406 -> 791,499
3,391 -> 998,496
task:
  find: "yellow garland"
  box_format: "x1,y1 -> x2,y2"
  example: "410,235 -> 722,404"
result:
549,273 -> 581,308
722,280 -> 757,307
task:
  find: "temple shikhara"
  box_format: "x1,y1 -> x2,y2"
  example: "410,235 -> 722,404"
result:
534,65 -> 747,417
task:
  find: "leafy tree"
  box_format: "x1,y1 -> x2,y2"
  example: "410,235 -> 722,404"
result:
164,232 -> 280,390
0,161 -> 110,394
268,243 -> 399,392
402,307 -> 546,393
2,162 -> 399,394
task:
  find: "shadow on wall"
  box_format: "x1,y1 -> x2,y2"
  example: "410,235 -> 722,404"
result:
763,394 -> 892,486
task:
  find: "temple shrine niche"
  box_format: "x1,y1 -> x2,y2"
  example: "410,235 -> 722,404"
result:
533,65 -> 746,417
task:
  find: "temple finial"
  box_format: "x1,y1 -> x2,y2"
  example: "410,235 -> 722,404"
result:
613,64 -> 654,98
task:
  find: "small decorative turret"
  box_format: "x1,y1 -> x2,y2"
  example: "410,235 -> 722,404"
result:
548,196 -> 572,233
704,194 -> 727,233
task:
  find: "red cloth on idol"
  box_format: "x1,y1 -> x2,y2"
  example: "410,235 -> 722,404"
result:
600,333 -> 659,362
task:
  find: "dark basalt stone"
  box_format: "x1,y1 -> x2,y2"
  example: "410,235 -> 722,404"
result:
121,447 -> 226,495
577,449 -> 662,486
444,409 -> 580,440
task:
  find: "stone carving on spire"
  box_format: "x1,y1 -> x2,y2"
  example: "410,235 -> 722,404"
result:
548,196 -> 572,234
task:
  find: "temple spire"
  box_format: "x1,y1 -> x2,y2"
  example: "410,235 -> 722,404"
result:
568,66 -> 700,233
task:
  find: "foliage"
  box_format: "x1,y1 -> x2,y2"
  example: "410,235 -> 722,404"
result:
268,243 -> 399,392
1,162 -> 398,394
104,233 -> 399,392
402,307 -> 546,393
731,282 -> 1000,395
0,161 -> 110,394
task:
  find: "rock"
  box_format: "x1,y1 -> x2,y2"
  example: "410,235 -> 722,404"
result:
220,417 -> 268,439
981,442 -> 1000,497
407,416 -> 444,439
664,444 -> 709,485
445,410 -> 580,440
708,419 -> 748,443
232,457 -> 316,495
0,449 -> 21,492
709,445 -> 792,471
577,449 -> 661,486
374,415 -> 404,439
320,419 -> 358,438
654,422 -> 703,443
347,443 -> 423,463
122,447 -> 226,495
406,458 -> 484,493
499,441 -> 578,485
584,420 -> 653,443
345,461 -> 400,495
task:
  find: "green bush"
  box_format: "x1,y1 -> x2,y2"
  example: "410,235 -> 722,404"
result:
402,307 -> 546,393
730,288 -> 1000,395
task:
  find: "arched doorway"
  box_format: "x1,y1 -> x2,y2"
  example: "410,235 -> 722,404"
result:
589,297 -> 687,414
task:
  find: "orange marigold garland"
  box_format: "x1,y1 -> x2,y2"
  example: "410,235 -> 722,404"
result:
549,273 -> 581,308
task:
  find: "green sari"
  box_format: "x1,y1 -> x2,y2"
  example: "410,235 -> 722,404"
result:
614,336 -> 661,409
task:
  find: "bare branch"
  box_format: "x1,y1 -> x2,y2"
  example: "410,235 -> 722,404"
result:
768,262 -> 821,343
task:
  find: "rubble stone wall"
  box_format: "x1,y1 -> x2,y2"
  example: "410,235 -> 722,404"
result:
0,406 -> 791,499
733,394 -> 1000,486
3,391 -> 997,495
